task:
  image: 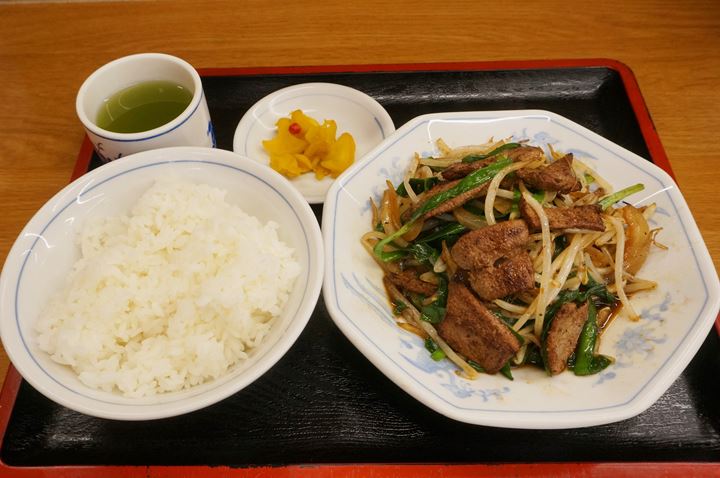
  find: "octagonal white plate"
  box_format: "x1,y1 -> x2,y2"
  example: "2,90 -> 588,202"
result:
233,83 -> 395,204
322,110 -> 720,429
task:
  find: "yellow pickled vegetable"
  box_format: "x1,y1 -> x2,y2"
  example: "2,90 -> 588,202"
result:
262,110 -> 355,179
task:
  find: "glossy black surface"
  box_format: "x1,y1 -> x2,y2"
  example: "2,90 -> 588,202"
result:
3,67 -> 719,466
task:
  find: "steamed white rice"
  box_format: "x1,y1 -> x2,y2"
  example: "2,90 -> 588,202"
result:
35,179 -> 300,397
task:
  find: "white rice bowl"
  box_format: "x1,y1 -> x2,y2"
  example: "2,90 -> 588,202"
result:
0,147 -> 323,420
35,179 -> 300,398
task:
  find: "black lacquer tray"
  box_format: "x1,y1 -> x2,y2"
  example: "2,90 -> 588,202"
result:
1,60 -> 718,477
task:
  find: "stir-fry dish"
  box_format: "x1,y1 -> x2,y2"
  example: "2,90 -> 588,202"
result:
363,139 -> 664,379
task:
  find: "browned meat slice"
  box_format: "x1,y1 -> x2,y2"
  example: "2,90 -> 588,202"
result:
386,269 -> 437,296
520,199 -> 605,232
441,158 -> 494,180
451,219 -> 529,270
403,179 -> 490,221
506,145 -> 545,163
468,252 -> 535,301
441,146 -> 544,181
422,183 -> 489,220
401,180 -> 457,222
438,281 -> 521,374
422,178 -> 459,199
545,301 -> 589,375
516,153 -> 580,193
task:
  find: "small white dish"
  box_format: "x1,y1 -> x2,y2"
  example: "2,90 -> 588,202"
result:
322,110 -> 720,429
0,147 -> 324,420
233,82 -> 395,204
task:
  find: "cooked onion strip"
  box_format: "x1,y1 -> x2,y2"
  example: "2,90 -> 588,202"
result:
452,208 -> 488,230
370,198 -> 380,228
361,231 -> 400,273
380,183 -> 409,247
441,241 -> 457,277
608,216 -> 640,320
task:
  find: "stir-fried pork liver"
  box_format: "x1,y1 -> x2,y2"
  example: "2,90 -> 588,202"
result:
402,179 -> 489,222
520,199 -> 605,232
516,153 -> 580,194
545,301 -> 589,375
468,251 -> 535,301
441,145 -> 545,181
386,269 -> 438,296
451,219 -> 529,270
438,281 -> 521,374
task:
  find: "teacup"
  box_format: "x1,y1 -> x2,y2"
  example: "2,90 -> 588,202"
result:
76,53 -> 215,162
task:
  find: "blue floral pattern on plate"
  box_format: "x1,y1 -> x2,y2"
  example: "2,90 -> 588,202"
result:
323,110 -> 720,428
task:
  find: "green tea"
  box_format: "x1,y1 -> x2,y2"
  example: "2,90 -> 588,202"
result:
96,80 -> 193,134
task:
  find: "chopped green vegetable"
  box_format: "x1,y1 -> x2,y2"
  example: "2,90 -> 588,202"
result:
408,293 -> 426,311
543,277 -> 617,335
467,358 -> 513,380
424,337 -> 447,361
511,188 -> 544,214
406,243 -> 440,267
540,278 -> 617,375
493,309 -> 517,326
461,202 -> 486,216
420,304 -> 446,324
392,301 -> 407,315
523,344 -> 544,368
461,143 -> 521,163
573,300 -> 597,375
573,300 -> 613,376
378,240 -> 443,265
493,311 -> 526,345
379,250 -> 409,262
416,222 -> 467,244
467,360 -> 485,373
500,362 -> 514,381
597,183 -> 644,210
553,234 -> 569,260
430,349 -> 446,361
396,177 -> 439,197
373,158 -> 512,261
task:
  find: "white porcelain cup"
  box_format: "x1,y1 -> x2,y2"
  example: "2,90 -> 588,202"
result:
76,53 -> 215,162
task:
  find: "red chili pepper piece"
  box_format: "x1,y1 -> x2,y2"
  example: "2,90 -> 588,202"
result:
288,122 -> 302,135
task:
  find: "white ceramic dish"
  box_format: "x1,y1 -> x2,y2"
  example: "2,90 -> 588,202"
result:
233,82 -> 395,203
0,147 -> 324,420
322,110 -> 720,429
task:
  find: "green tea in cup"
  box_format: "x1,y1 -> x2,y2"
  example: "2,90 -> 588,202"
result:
95,80 -> 193,134
77,53 -> 214,162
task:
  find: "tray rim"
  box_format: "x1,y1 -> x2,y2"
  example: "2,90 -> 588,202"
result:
1,58 -> 717,477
